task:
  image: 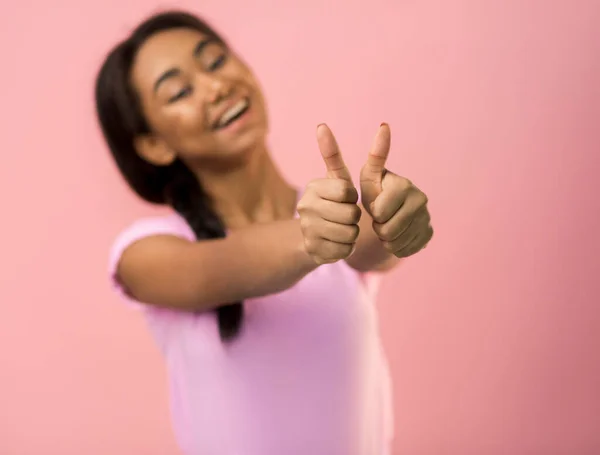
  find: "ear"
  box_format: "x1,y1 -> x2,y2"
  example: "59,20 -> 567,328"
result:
134,134 -> 176,166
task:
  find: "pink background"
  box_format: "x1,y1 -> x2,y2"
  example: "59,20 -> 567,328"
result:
1,1 -> 599,454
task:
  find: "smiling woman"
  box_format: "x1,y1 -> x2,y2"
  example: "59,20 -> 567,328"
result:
94,9 -> 422,455
95,13 -> 269,342
129,27 -> 268,167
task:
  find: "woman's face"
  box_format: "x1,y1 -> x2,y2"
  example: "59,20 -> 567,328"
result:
130,27 -> 268,167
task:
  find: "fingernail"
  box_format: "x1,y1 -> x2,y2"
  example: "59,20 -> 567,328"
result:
380,122 -> 388,127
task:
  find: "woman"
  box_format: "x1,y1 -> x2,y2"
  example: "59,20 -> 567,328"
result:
96,10 -> 432,455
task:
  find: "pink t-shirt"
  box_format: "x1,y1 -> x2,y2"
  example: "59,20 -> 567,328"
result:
109,212 -> 394,455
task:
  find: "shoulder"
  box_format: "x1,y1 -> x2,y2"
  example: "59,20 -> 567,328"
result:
109,213 -> 194,276
107,212 -> 195,307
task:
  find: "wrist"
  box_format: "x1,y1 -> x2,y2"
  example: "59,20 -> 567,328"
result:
291,220 -> 322,272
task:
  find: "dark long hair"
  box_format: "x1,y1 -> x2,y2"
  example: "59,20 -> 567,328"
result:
95,11 -> 243,341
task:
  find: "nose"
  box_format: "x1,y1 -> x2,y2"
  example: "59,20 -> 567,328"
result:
202,74 -> 233,104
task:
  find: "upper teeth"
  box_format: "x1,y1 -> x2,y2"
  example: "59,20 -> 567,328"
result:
218,99 -> 248,127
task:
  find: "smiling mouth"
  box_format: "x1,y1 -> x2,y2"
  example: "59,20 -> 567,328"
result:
214,98 -> 250,130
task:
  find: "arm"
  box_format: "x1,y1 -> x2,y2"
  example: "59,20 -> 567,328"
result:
344,203 -> 401,273
117,219 -> 318,312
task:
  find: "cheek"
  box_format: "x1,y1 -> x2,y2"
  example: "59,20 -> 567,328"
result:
231,61 -> 262,97
149,106 -> 213,157
161,103 -> 208,138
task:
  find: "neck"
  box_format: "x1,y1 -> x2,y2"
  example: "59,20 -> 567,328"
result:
192,143 -> 296,228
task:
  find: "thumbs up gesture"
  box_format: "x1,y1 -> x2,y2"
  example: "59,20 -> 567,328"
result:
360,124 -> 433,258
297,124 -> 362,265
298,123 -> 432,266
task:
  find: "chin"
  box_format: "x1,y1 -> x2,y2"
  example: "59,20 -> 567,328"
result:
233,125 -> 268,155
206,132 -> 265,171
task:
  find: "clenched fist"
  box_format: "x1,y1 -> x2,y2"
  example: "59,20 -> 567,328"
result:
297,124 -> 362,265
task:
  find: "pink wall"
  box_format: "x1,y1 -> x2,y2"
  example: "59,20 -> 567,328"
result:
1,1 -> 599,453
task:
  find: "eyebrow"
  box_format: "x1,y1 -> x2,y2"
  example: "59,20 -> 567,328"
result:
153,39 -> 214,93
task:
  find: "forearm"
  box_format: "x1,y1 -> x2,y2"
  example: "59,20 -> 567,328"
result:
119,219 -> 320,311
344,205 -> 401,272
200,219 -> 319,301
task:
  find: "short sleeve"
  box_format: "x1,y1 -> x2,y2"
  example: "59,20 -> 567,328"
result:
108,214 -> 195,308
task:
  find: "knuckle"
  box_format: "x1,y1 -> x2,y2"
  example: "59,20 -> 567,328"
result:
297,195 -> 317,213
367,200 -> 385,222
296,200 -> 308,213
400,177 -> 413,190
422,209 -> 431,224
306,179 -> 321,191
372,221 -> 383,237
371,208 -> 386,224
321,244 -> 338,262
338,243 -> 354,258
306,179 -> 327,197
335,187 -> 348,201
378,224 -> 396,242
343,224 -> 360,243
333,180 -> 358,202
304,237 -> 315,256
412,190 -> 428,207
305,181 -> 317,195
426,225 -> 434,241
382,241 -> 395,252
349,205 -> 362,224
299,214 -> 313,231
324,242 -> 351,261
303,238 -> 316,252
344,187 -> 359,203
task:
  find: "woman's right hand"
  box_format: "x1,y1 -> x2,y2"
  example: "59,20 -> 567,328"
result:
297,124 -> 362,265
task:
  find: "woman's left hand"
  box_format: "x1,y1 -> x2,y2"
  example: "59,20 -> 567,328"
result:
360,124 -> 434,258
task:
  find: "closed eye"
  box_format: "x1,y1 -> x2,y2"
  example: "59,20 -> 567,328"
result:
208,54 -> 227,71
168,86 -> 192,103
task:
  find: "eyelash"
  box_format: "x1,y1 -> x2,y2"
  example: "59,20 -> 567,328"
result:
169,87 -> 191,103
168,54 -> 227,103
209,54 -> 227,71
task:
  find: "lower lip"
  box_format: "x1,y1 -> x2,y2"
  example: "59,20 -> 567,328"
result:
216,103 -> 253,134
